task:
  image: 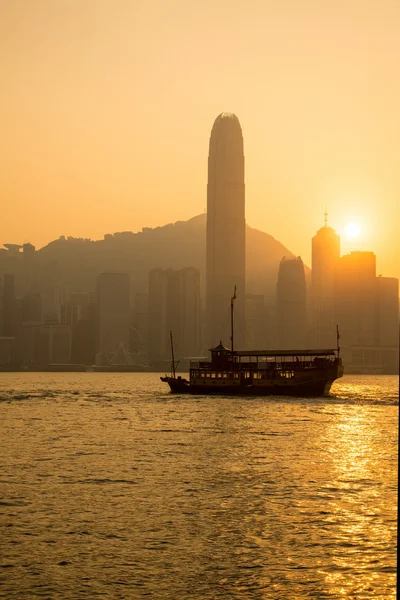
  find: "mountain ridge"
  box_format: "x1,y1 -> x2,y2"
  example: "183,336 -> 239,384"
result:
1,214 -> 309,300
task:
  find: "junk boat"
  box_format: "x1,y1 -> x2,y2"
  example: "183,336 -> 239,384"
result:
161,289 -> 344,397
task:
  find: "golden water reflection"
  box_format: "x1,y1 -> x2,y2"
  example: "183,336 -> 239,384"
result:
1,373 -> 397,599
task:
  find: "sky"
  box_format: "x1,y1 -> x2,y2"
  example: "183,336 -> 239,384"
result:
1,0 -> 400,279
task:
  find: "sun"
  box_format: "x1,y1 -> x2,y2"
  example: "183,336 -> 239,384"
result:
344,222 -> 361,240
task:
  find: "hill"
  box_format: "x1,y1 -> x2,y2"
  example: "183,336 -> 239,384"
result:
1,214 -> 309,301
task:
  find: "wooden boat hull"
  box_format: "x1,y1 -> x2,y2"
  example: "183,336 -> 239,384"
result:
160,376 -> 191,393
161,366 -> 343,397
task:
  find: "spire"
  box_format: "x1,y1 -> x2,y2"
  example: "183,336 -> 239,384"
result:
324,205 -> 328,227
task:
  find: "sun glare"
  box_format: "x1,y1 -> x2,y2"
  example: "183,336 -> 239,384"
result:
344,222 -> 361,240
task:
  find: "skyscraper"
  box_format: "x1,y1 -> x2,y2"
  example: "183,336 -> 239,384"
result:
335,251 -> 376,348
2,274 -> 17,337
148,267 -> 201,365
310,219 -> 340,347
206,113 -> 245,349
375,276 -> 399,373
245,293 -> 268,350
96,272 -> 130,365
276,257 -> 307,349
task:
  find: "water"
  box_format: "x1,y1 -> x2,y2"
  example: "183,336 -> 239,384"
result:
0,373 -> 397,599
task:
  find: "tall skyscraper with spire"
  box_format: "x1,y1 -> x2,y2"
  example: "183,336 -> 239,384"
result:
310,214 -> 340,347
206,113 -> 245,348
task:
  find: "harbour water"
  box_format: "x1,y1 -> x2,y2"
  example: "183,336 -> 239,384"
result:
1,373 -> 398,599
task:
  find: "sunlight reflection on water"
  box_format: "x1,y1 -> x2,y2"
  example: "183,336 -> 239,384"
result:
0,373 -> 397,599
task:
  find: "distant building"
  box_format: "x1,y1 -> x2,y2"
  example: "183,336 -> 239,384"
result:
132,293 -> 148,357
71,302 -> 96,366
206,113 -> 245,349
61,292 -> 89,329
276,257 -> 307,349
335,251 -> 377,348
375,276 -> 399,347
34,324 -> 71,365
148,267 -> 201,364
310,219 -> 340,347
22,243 -> 36,295
15,324 -> 39,365
21,293 -> 42,323
42,285 -> 67,323
181,267 -> 202,357
96,273 -> 130,365
0,337 -> 16,365
245,294 -> 268,349
2,274 -> 17,337
333,251 -> 396,373
374,276 -> 398,373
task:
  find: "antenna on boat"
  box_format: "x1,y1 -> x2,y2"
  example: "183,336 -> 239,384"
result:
169,331 -> 176,378
336,324 -> 340,356
231,285 -> 237,354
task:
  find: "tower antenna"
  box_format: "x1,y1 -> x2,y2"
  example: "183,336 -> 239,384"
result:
324,205 -> 328,227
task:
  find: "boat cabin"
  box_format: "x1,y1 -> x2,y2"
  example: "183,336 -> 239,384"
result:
189,345 -> 340,383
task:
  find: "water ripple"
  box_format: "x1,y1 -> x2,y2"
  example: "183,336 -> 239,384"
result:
0,372 -> 397,599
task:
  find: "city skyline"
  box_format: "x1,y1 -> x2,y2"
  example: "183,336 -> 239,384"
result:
1,0 -> 399,281
0,214 -> 398,373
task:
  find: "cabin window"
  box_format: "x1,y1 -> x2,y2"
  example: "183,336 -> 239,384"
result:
217,373 -> 222,378
223,373 -> 227,378
211,373 -> 216,378
201,372 -> 205,378
206,373 -> 211,378
282,371 -> 294,379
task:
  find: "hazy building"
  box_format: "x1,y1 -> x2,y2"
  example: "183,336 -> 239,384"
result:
15,324 -> 39,365
132,293 -> 148,357
61,292 -> 89,329
333,253 -> 399,373
61,292 -> 95,365
276,257 -> 307,349
0,337 -> 16,365
245,294 -> 268,349
2,274 -> 17,337
335,251 -> 376,348
21,293 -> 42,323
22,243 -> 36,295
148,268 -> 172,364
71,302 -> 96,366
375,275 -> 399,373
34,324 -> 71,365
310,219 -> 340,347
148,267 -> 201,364
96,273 -> 130,365
206,113 -> 245,350
180,267 -> 201,357
42,285 -> 67,323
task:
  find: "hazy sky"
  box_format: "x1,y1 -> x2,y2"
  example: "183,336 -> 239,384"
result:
2,0 -> 400,278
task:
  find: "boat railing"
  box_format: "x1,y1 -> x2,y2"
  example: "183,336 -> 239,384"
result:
190,356 -> 337,372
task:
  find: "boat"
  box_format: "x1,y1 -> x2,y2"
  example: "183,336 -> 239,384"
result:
161,288 -> 344,397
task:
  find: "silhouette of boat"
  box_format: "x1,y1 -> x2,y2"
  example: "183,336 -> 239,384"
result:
161,288 -> 344,397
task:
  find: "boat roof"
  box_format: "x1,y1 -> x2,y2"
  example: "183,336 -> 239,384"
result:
211,342 -> 230,351
232,349 -> 337,357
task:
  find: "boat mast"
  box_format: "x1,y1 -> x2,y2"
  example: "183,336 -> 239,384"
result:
170,330 -> 176,378
230,285 -> 237,353
336,324 -> 340,356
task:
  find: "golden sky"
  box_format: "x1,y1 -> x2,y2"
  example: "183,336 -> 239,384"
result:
1,0 -> 399,279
